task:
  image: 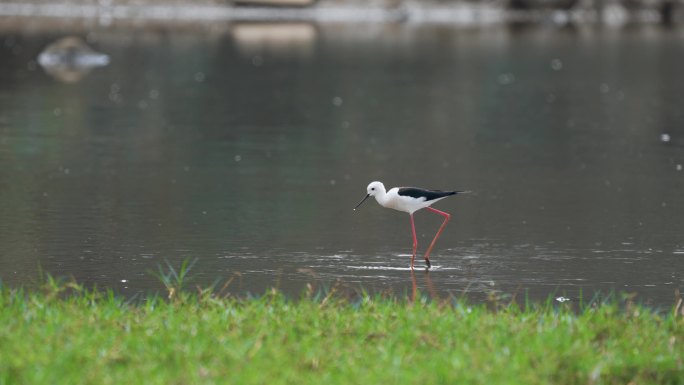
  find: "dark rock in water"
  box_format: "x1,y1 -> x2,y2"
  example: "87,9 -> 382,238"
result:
37,36 -> 110,83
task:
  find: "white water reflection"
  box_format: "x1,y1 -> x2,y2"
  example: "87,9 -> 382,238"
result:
346,265 -> 459,271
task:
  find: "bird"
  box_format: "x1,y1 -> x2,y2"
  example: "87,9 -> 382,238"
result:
354,181 -> 468,269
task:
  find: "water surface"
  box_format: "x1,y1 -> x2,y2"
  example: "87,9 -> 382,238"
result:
1,23 -> 683,305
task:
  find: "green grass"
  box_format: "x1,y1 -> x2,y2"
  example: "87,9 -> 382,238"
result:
0,279 -> 683,385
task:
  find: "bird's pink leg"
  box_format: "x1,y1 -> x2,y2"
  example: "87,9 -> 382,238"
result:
423,206 -> 451,268
409,214 -> 418,270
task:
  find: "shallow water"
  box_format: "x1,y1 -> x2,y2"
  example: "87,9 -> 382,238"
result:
1,23 -> 683,305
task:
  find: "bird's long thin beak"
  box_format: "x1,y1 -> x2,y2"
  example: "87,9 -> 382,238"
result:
353,194 -> 370,211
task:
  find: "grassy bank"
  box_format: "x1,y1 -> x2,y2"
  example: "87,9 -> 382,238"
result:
1,282 -> 683,385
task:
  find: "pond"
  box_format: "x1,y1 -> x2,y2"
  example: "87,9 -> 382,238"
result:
1,22 -> 683,306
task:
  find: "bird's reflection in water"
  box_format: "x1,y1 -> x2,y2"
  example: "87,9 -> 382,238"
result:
409,269 -> 438,303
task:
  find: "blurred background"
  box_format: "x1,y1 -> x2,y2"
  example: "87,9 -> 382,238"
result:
1,0 -> 683,305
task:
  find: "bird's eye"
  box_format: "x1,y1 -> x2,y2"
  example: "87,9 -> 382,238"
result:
371,188 -> 375,191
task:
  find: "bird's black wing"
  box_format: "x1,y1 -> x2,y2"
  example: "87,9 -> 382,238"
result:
397,187 -> 459,202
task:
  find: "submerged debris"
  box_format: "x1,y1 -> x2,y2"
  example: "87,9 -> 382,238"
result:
37,36 -> 110,83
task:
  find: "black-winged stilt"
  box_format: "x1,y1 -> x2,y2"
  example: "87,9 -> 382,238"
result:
354,181 -> 468,269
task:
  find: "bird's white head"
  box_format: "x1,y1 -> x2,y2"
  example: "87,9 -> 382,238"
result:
354,181 -> 386,211
366,181 -> 385,197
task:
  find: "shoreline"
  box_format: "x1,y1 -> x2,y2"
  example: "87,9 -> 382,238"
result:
0,1 -> 681,27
